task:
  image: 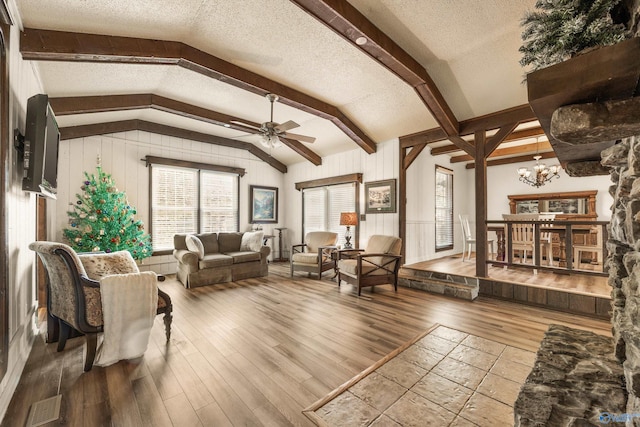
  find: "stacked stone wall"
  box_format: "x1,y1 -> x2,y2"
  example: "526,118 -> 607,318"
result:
602,136 -> 640,421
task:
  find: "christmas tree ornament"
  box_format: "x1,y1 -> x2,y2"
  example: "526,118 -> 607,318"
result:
63,165 -> 153,260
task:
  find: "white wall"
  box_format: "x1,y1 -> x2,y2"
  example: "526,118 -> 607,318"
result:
284,138 -> 399,252
0,6 -> 46,420
484,158 -> 613,221
52,132 -> 285,274
405,152 -> 470,265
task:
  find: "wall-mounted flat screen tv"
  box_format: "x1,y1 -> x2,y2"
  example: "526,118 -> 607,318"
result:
22,94 -> 60,199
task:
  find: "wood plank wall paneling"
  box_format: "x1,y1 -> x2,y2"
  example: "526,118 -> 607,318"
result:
284,139 -> 399,252
55,131 -> 285,273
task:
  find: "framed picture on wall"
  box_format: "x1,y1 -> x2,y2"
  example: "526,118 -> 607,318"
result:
365,179 -> 396,214
250,185 -> 278,223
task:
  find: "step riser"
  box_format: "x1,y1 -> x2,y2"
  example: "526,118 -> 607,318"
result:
399,277 -> 478,301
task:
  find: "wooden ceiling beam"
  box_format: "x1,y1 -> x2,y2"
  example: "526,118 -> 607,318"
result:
20,27 -> 376,155
50,94 -> 322,166
429,126 -> 545,156
451,141 -> 553,163
465,151 -> 556,169
59,119 -> 287,173
399,104 -> 537,146
400,127 -> 447,148
458,104 -> 536,135
290,0 -> 459,136
448,136 -> 474,157
486,122 -> 518,156
403,144 -> 427,170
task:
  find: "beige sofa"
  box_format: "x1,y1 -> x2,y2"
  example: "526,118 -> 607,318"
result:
173,232 -> 270,288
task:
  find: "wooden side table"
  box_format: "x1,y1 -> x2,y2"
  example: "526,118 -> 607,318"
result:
274,227 -> 288,262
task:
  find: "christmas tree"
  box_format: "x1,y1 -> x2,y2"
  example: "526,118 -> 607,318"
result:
63,165 -> 152,260
519,0 -> 628,72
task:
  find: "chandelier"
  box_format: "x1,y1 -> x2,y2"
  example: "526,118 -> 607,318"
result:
517,154 -> 561,188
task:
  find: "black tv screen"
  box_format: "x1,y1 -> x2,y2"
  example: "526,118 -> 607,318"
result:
22,94 -> 60,199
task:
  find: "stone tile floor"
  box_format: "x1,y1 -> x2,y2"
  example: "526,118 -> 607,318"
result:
308,325 -> 536,426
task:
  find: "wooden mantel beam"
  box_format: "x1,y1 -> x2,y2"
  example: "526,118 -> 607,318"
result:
50,94 -> 322,166
59,119 -> 288,173
290,0 -> 459,136
20,27 -> 376,155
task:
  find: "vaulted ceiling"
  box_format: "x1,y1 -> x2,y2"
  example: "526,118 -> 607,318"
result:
12,0 -> 543,170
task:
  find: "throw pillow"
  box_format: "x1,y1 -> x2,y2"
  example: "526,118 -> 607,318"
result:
185,234 -> 205,259
240,231 -> 264,252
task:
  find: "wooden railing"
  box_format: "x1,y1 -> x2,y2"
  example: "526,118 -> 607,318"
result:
486,220 -> 609,276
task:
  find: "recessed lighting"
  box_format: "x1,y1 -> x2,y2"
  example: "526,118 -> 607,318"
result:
223,124 -> 231,128
355,36 -> 367,46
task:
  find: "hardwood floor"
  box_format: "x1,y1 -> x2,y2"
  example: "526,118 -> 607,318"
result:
2,263 -> 610,427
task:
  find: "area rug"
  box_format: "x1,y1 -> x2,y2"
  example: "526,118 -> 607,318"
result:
303,324 -> 536,426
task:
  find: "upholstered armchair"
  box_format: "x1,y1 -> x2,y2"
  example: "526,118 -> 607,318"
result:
337,235 -> 402,296
290,231 -> 338,279
29,242 -> 172,371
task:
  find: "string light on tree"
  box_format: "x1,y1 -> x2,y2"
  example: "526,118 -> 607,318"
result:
63,158 -> 152,260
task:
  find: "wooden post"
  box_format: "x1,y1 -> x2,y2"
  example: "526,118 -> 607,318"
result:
474,130 -> 488,278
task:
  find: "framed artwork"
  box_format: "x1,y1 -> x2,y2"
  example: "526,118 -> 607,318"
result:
365,179 -> 396,214
250,185 -> 278,223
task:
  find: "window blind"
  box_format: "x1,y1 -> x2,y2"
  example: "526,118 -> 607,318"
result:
303,182 -> 356,247
435,166 -> 454,251
200,170 -> 238,232
327,183 -> 356,246
303,187 -> 327,234
150,162 -> 240,252
151,165 -> 198,251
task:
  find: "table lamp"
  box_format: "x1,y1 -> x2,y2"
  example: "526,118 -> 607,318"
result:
340,212 -> 358,249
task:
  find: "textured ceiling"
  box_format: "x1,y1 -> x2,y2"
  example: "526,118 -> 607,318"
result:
12,0 -> 538,166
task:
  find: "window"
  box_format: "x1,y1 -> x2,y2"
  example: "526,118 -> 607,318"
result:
435,166 -> 453,251
303,182 -> 356,247
150,160 -> 240,252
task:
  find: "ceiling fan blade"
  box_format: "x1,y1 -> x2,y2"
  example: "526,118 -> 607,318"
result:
229,120 -> 261,130
283,132 -> 316,143
275,120 -> 299,132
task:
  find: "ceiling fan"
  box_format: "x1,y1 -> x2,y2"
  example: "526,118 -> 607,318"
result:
233,93 -> 316,148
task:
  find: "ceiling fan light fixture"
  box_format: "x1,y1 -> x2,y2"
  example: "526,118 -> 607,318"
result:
260,133 -> 282,149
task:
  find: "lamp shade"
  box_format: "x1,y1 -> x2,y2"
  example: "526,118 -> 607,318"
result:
340,212 -> 358,226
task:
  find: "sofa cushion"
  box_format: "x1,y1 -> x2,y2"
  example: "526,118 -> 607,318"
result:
366,235 -> 400,255
174,234 -> 189,251
224,251 -> 261,263
241,231 -> 264,252
292,252 -> 319,264
197,233 -> 219,254
338,259 -> 382,277
198,253 -> 233,269
305,231 -> 338,252
218,232 -> 243,253
185,234 -> 205,259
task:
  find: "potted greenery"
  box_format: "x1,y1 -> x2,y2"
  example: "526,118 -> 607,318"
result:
519,0 -> 630,72
520,0 -> 639,171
